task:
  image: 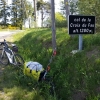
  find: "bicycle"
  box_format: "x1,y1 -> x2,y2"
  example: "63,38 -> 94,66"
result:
0,39 -> 24,68
36,51 -> 57,96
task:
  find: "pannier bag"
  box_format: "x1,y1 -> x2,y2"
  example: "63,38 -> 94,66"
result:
12,46 -> 18,52
11,44 -> 18,52
24,61 -> 44,81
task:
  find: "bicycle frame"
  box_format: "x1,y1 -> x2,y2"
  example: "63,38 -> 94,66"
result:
2,45 -> 17,65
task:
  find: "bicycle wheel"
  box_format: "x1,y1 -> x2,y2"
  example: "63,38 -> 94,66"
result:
14,54 -> 24,67
49,81 -> 55,96
0,49 -> 9,65
44,75 -> 55,96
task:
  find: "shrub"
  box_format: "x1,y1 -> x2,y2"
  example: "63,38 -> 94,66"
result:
55,12 -> 67,27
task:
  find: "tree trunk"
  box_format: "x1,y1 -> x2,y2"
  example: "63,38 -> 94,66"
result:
41,9 -> 43,27
64,0 -> 73,37
64,0 -> 70,20
33,0 -> 37,27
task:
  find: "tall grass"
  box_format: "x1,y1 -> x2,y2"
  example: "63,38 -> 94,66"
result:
0,28 -> 100,100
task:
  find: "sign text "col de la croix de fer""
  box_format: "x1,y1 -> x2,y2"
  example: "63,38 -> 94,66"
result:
68,15 -> 95,34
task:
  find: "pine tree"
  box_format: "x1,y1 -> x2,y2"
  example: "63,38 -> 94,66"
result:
37,0 -> 51,27
11,0 -> 32,29
0,0 -> 10,26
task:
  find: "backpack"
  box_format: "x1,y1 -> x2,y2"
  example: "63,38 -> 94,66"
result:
24,61 -> 44,81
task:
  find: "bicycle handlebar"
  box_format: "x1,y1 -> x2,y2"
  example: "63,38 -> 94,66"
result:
0,42 -> 4,45
0,39 -> 9,48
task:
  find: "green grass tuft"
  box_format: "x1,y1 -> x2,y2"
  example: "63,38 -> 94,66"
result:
0,28 -> 100,100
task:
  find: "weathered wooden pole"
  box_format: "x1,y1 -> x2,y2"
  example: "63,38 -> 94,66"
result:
51,0 -> 57,51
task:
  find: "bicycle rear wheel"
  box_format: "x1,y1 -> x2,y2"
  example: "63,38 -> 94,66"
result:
14,54 -> 24,67
0,49 -> 9,66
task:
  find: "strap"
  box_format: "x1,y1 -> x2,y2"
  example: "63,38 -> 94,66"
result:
27,62 -> 33,68
27,62 -> 39,73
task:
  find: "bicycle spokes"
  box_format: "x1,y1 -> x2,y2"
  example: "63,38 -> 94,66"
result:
13,54 -> 24,66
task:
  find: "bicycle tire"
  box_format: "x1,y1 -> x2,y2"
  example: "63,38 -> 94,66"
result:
14,54 -> 24,67
44,75 -> 55,96
49,81 -> 55,96
0,49 -> 9,66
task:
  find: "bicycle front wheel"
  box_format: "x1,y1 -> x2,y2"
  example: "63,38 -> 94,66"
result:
14,54 -> 24,67
0,50 -> 9,66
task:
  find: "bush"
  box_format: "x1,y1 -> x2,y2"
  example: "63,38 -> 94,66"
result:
55,12 -> 67,27
8,25 -> 19,30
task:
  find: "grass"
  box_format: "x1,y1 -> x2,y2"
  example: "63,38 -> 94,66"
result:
0,28 -> 100,100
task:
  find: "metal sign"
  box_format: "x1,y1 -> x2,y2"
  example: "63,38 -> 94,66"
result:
68,15 -> 95,34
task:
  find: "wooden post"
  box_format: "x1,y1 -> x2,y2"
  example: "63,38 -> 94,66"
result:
51,0 -> 56,51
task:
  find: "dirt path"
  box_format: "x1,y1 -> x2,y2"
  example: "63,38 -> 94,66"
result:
0,34 -> 12,42
0,30 -> 24,42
